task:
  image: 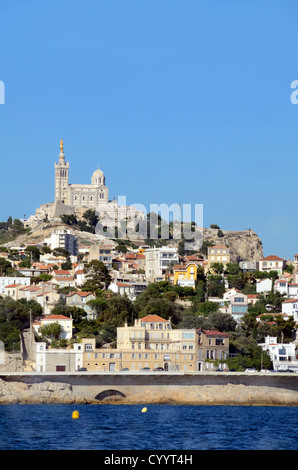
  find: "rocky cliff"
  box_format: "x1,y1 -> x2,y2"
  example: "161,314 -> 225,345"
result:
203,228 -> 263,262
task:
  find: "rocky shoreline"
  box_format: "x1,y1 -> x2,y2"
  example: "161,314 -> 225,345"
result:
0,378 -> 297,406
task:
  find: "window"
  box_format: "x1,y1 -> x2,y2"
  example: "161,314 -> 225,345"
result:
182,332 -> 194,339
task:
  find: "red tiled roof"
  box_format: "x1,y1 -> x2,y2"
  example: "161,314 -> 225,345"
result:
66,291 -> 93,297
40,314 -> 71,320
197,329 -> 229,337
259,255 -> 284,261
140,315 -> 168,322
5,283 -> 23,288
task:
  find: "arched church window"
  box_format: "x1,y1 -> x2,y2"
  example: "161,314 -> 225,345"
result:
82,196 -> 85,201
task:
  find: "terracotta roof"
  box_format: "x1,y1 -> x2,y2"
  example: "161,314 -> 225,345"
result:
53,277 -> 74,282
140,315 -> 168,322
173,264 -> 187,271
40,314 -> 72,320
4,283 -> 23,288
53,270 -> 71,275
197,329 -> 229,337
66,291 -> 93,297
259,255 -> 284,261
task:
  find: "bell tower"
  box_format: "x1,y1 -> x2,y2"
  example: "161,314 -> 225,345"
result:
54,139 -> 70,204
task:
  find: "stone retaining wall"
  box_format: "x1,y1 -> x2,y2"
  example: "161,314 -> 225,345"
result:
0,372 -> 297,406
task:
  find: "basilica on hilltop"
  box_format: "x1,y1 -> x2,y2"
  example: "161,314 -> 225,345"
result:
54,139 -> 109,208
30,140 -> 144,226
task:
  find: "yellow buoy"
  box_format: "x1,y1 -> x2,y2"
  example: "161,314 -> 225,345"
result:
72,410 -> 79,419
141,407 -> 147,413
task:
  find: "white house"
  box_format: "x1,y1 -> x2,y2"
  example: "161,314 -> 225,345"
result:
258,255 -> 285,275
288,284 -> 298,298
256,278 -> 273,294
74,269 -> 85,286
281,299 -> 298,323
220,291 -> 248,322
109,281 -> 148,301
258,335 -> 298,372
35,341 -> 83,372
33,314 -> 73,340
274,280 -> 289,295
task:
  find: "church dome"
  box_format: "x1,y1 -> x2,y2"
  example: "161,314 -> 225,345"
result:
92,168 -> 104,178
91,167 -> 105,185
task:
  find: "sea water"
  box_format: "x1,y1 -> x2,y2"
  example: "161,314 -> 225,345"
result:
0,404 -> 296,450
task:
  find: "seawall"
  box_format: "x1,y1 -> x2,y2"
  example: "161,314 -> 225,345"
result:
0,371 -> 297,406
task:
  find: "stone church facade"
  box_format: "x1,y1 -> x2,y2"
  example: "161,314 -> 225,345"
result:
31,140 -> 145,229
55,139 -> 109,208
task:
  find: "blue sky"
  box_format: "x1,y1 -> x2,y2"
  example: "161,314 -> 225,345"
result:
0,0 -> 297,259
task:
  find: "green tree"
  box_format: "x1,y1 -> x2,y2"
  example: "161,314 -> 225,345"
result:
197,301 -> 219,316
61,256 -> 72,270
211,262 -> 224,274
39,322 -> 62,341
24,245 -> 40,262
60,214 -> 78,226
206,274 -> 225,298
83,210 -> 98,227
0,257 -> 12,275
52,247 -> 70,258
82,260 -> 112,293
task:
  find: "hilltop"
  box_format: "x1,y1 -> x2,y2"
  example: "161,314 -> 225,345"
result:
1,219 -> 263,262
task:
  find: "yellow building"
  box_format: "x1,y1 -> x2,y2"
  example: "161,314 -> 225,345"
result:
81,315 -> 197,372
173,262 -> 198,289
208,244 -> 230,268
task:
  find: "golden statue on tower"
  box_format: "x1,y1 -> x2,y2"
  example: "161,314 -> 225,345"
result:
60,139 -> 63,152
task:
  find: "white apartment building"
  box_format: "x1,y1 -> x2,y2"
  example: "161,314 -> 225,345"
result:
145,246 -> 179,282
44,229 -> 78,256
258,335 -> 298,372
0,276 -> 31,294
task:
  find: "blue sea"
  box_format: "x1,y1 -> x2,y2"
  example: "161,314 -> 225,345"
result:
0,404 -> 296,451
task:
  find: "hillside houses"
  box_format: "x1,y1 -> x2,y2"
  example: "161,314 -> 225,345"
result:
0,230 -> 298,371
